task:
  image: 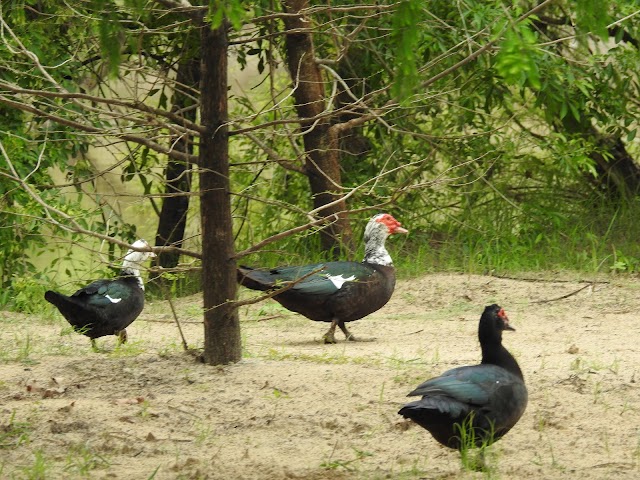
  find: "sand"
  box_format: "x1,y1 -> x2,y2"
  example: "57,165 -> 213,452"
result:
1,273 -> 639,479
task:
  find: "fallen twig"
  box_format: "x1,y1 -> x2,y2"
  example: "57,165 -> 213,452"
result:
532,283 -> 596,304
490,273 -> 610,284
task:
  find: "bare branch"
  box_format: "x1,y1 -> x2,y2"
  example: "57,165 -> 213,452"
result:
232,215 -> 341,259
233,266 -> 326,308
0,82 -> 204,134
0,141 -> 201,259
0,94 -> 197,164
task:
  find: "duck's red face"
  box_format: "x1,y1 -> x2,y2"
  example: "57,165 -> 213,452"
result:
498,307 -> 515,331
376,214 -> 408,235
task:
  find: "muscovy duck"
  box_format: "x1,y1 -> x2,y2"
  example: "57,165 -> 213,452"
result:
238,213 -> 408,343
45,239 -> 156,349
398,304 -> 527,450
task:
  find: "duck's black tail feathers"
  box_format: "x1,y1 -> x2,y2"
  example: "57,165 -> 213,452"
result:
237,266 -> 277,291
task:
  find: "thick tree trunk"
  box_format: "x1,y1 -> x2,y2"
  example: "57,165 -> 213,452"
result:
282,0 -> 353,258
561,115 -> 640,199
590,136 -> 640,198
200,20 -> 241,365
155,56 -> 200,269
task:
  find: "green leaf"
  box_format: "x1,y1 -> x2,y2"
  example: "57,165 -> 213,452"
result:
627,128 -> 637,142
207,0 -> 245,30
495,23 -> 541,90
560,101 -> 568,120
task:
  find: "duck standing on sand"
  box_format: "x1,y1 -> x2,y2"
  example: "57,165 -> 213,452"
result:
238,214 -> 408,343
45,239 -> 156,349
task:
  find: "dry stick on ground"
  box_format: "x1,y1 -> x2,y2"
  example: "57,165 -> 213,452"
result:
140,318 -> 202,324
532,283 -> 597,304
491,273 -> 610,285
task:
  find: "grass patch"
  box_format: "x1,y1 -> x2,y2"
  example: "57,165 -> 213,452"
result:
0,333 -> 39,365
17,449 -> 50,480
108,340 -> 147,357
396,197 -> 640,277
0,411 -> 31,449
320,447 -> 373,472
261,347 -> 382,366
64,444 -> 110,476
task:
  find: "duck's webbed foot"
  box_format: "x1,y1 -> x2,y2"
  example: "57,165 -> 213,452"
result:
116,329 -> 128,345
338,321 -> 357,341
338,321 -> 375,342
322,320 -> 338,344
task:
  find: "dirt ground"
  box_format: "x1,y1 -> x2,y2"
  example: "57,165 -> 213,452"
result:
1,273 -> 639,479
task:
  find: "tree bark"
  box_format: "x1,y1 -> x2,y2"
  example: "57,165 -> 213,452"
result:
560,115 -> 640,200
155,56 -> 200,269
200,20 -> 241,365
282,0 -> 353,258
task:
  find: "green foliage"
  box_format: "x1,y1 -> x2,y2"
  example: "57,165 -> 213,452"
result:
96,8 -> 123,75
495,22 -> 541,90
391,0 -> 423,100
207,0 -> 246,30
9,277 -> 50,314
396,193 -> 640,277
2,0 -> 640,305
575,0 -> 611,41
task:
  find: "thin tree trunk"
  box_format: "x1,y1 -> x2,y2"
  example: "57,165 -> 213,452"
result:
155,56 -> 200,269
282,0 -> 353,258
200,20 -> 241,365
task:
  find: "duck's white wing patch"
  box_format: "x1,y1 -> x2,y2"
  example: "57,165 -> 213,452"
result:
326,274 -> 356,289
105,294 -> 122,304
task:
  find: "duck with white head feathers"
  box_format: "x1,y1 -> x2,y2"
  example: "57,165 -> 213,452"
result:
45,239 -> 156,349
237,213 -> 408,343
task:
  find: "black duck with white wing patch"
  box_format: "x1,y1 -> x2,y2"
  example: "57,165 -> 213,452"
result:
45,239 -> 156,348
238,213 -> 408,343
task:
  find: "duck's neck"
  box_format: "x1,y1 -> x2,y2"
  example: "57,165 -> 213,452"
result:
363,231 -> 392,266
481,342 -> 524,379
120,263 -> 144,290
364,245 -> 392,265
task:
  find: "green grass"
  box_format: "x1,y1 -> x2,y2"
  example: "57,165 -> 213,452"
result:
0,333 -> 39,365
64,444 -> 110,476
320,447 -> 374,472
0,411 -> 32,449
396,198 -> 640,278
108,340 -> 147,357
454,414 -> 500,476
261,347 -> 380,366
19,449 -> 49,480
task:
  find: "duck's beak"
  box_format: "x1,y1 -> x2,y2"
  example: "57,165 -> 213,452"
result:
499,308 -> 515,331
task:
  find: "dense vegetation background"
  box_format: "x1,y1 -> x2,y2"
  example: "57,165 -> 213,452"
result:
1,0 -> 640,361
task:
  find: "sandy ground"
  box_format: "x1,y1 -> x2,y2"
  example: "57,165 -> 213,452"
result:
1,273 -> 639,479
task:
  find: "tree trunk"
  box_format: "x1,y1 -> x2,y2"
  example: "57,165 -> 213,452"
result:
560,115 -> 640,200
589,135 -> 640,199
200,20 -> 241,365
282,0 -> 353,258
155,56 -> 200,269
